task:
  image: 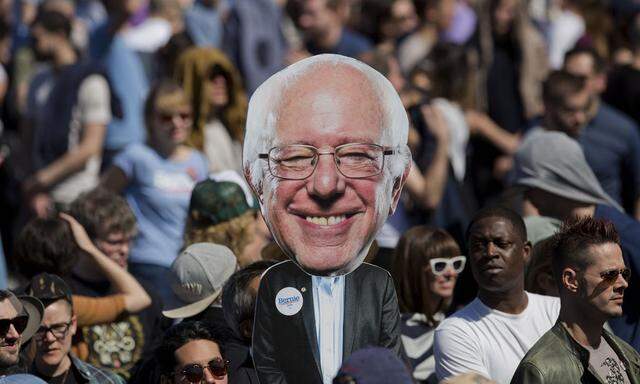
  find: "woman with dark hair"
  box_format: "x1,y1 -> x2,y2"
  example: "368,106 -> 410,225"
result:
392,226 -> 466,383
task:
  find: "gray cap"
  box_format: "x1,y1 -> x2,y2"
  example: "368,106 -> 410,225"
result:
513,130 -> 622,211
1,290 -> 44,343
524,216 -> 561,246
163,243 -> 238,319
0,374 -> 48,383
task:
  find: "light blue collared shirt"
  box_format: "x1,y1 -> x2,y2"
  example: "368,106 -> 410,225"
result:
312,275 -> 345,384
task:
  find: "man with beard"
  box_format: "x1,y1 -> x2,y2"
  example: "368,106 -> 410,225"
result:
0,290 -> 43,377
434,207 -> 560,383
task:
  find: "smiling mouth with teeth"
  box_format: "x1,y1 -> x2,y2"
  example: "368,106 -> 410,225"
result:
305,215 -> 347,226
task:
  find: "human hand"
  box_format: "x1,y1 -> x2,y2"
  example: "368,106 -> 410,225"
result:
421,104 -> 449,144
59,212 -> 96,253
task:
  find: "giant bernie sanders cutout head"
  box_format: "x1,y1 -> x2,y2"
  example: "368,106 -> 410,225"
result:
243,54 -> 411,276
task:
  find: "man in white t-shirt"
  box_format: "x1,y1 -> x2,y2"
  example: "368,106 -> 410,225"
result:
434,206 -> 560,383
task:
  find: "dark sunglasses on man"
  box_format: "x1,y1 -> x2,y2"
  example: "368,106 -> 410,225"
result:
599,268 -> 631,284
178,357 -> 229,383
0,315 -> 29,337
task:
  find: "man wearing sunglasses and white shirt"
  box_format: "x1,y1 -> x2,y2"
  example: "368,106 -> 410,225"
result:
26,273 -> 124,384
512,217 -> 640,384
0,290 -> 43,377
434,207 -> 561,383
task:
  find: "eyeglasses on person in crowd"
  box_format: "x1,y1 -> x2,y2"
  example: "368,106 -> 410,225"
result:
583,267 -> 631,285
34,321 -> 72,341
429,256 -> 467,276
259,143 -> 395,180
0,315 -> 28,338
178,357 -> 229,383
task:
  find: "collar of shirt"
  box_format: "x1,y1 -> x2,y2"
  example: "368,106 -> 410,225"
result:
312,275 -> 345,384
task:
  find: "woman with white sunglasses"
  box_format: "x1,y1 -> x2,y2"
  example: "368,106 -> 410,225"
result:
392,226 -> 466,384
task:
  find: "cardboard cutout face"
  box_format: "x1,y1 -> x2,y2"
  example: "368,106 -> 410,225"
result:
243,55 -> 410,276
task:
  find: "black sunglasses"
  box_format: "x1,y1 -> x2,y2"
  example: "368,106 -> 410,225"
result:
0,315 -> 29,337
179,357 -> 229,383
599,268 -> 631,284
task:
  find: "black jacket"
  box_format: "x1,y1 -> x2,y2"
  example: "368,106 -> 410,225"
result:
252,260 -> 403,384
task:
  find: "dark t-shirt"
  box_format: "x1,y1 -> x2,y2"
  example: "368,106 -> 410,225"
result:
68,274 -> 168,380
33,364 -> 82,384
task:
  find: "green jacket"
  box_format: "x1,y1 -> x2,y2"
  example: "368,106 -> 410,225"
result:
511,322 -> 640,384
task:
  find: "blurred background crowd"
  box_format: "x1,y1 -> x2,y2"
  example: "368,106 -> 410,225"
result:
0,0 -> 640,382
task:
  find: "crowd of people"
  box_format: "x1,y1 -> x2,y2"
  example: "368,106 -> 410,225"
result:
0,0 -> 640,383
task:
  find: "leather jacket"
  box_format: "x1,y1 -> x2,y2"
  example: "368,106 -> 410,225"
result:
511,321 -> 640,384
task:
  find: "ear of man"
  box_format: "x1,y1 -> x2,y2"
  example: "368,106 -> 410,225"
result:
388,161 -> 411,215
244,166 -> 264,205
562,268 -> 580,293
522,241 -> 533,265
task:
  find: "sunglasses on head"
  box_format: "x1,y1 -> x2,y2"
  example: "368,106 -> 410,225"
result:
598,268 -> 631,284
429,256 -> 467,276
0,315 -> 28,337
179,357 -> 229,383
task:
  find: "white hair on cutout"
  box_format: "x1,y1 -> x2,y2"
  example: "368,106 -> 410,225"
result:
243,54 -> 411,193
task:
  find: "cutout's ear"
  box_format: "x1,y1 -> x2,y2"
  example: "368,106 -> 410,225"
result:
389,161 -> 411,215
244,166 -> 263,205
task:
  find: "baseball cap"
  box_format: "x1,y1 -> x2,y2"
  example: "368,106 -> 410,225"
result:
0,374 -> 48,384
25,273 -> 73,305
188,176 -> 256,226
333,347 -> 413,384
1,290 -> 44,343
163,243 -> 238,319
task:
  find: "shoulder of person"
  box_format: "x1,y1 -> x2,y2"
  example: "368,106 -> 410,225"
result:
72,356 -> 124,383
117,143 -> 154,160
435,307 -> 481,335
605,329 -> 640,365
598,103 -> 638,134
526,292 -> 560,310
79,73 -> 109,89
260,260 -> 299,280
356,262 -> 393,279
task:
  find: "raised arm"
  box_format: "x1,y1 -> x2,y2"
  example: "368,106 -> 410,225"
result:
60,213 -> 152,313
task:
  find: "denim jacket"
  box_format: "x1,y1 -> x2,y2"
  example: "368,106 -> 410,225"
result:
31,357 -> 124,384
511,322 -> 640,384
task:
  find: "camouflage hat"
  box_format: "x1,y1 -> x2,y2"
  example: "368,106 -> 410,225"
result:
26,273 -> 73,305
188,179 -> 255,225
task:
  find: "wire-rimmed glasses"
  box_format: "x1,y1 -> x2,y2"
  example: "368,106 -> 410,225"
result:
259,143 -> 395,180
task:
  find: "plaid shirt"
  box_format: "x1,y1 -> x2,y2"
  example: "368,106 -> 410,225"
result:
70,356 -> 125,384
